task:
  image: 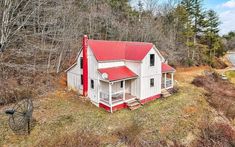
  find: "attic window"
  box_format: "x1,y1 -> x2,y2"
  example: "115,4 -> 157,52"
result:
80,57 -> 83,69
150,54 -> 155,66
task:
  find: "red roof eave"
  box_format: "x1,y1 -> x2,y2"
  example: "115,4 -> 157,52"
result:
162,63 -> 176,73
98,66 -> 138,81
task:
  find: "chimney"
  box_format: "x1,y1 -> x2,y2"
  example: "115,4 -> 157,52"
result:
83,35 -> 88,97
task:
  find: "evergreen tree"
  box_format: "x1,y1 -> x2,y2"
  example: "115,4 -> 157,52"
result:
204,9 -> 220,58
180,0 -> 194,58
191,0 -> 205,59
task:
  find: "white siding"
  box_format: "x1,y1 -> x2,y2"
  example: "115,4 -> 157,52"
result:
67,47 -> 100,106
98,61 -> 125,69
125,61 -> 141,98
130,78 -> 141,98
87,47 -> 99,105
67,51 -> 83,94
125,61 -> 141,75
140,47 -> 162,99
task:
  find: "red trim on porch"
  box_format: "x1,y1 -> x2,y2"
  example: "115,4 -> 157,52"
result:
140,94 -> 161,104
99,103 -> 127,112
99,94 -> 161,112
99,103 -> 110,111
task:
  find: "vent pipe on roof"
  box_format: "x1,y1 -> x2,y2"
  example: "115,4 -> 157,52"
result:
83,35 -> 88,97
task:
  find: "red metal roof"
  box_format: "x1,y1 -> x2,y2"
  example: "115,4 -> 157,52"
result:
98,66 -> 137,81
162,63 -> 176,73
88,40 -> 153,61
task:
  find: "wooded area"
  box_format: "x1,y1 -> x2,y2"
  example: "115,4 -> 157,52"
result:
0,0 -> 235,103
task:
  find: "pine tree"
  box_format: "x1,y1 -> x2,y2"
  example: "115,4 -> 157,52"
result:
192,0 -> 205,60
204,9 -> 220,58
180,0 -> 194,58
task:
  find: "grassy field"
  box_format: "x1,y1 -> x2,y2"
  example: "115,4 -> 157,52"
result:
0,67 -> 230,146
226,71 -> 235,84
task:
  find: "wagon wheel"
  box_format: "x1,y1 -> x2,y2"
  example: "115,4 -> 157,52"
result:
5,99 -> 33,134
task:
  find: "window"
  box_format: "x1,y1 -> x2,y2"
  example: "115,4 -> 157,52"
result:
150,54 -> 155,66
80,57 -> 83,69
81,75 -> 83,85
120,81 -> 123,88
91,79 -> 94,89
150,78 -> 154,87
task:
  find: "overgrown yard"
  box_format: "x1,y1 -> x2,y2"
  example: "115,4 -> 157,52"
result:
0,67 -> 234,146
226,71 -> 235,84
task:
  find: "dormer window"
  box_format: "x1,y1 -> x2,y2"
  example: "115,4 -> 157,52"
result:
150,54 -> 155,66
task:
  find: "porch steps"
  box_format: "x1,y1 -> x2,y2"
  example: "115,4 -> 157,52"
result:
126,99 -> 142,110
161,89 -> 172,98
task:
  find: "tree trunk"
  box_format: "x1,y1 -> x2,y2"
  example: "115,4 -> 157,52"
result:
192,34 -> 197,61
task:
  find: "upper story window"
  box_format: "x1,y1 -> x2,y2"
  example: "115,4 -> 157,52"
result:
150,78 -> 154,87
80,57 -> 83,69
91,79 -> 94,89
150,54 -> 155,66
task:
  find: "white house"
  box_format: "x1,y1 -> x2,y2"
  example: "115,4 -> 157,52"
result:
67,35 -> 175,112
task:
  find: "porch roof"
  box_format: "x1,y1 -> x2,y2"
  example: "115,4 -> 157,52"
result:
98,66 -> 137,81
162,63 -> 176,73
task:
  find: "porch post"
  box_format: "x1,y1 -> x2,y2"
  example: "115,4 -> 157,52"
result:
109,82 -> 113,113
171,72 -> 174,88
123,80 -> 125,101
164,73 -> 167,88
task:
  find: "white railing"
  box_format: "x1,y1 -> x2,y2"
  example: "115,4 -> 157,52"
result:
100,91 -> 124,105
162,79 -> 173,89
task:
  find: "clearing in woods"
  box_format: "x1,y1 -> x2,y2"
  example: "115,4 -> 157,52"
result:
0,66 -> 233,146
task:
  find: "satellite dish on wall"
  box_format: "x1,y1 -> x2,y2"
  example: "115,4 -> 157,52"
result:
102,73 -> 108,79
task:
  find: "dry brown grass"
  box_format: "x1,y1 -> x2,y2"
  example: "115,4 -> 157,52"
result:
192,72 -> 235,119
42,131 -> 101,147
193,122 -> 235,147
1,66 -> 234,146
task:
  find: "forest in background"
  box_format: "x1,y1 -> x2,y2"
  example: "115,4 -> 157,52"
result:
0,0 -> 235,104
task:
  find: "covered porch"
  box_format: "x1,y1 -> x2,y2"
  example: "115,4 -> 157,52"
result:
98,66 -> 138,112
161,63 -> 176,89
161,72 -> 174,89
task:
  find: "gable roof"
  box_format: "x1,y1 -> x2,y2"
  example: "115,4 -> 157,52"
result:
98,66 -> 137,81
88,40 -> 153,61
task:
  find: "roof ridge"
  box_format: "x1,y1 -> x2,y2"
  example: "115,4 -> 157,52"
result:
88,39 -> 153,44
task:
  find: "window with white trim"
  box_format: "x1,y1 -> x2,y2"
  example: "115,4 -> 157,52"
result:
150,54 -> 155,66
91,79 -> 94,89
150,78 -> 154,87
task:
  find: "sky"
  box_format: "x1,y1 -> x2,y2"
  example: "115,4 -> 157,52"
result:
204,0 -> 235,35
130,0 -> 235,35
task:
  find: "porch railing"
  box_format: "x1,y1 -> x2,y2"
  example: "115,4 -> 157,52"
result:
100,91 -> 124,105
161,79 -> 173,89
